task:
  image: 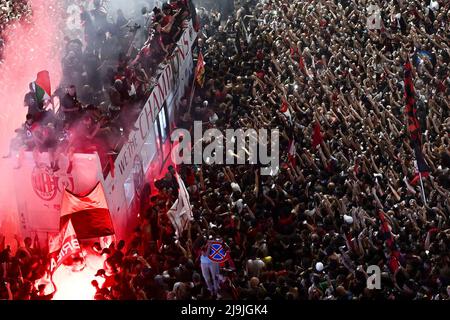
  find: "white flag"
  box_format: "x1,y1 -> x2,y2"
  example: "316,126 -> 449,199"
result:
167,174 -> 193,238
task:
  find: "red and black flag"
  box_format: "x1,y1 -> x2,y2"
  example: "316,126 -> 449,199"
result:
37,220 -> 81,297
403,60 -> 421,146
33,70 -> 52,105
60,183 -> 115,240
403,60 -> 430,184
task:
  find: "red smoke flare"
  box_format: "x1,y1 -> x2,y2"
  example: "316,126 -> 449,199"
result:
0,0 -> 64,248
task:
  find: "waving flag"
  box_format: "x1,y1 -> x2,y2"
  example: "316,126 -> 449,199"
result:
60,183 -> 115,240
404,60 -> 421,144
195,52 -> 206,88
49,219 -> 81,274
404,60 -> 430,182
33,70 -> 52,105
167,174 -> 193,238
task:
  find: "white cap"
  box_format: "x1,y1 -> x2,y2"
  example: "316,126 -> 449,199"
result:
315,262 -> 324,272
343,215 -> 354,224
231,182 -> 241,193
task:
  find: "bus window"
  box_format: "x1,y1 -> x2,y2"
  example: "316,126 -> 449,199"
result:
123,174 -> 135,207
158,104 -> 169,143
141,124 -> 157,172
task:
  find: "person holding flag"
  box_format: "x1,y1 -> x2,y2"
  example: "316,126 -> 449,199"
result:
24,71 -> 52,123
50,219 -> 83,272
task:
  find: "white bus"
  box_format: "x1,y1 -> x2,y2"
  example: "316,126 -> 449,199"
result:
13,21 -> 197,244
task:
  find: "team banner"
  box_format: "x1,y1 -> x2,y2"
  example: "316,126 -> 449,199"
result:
49,219 -> 81,274
60,182 -> 115,239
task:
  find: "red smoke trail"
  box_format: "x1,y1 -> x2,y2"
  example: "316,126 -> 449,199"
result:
0,0 -> 64,247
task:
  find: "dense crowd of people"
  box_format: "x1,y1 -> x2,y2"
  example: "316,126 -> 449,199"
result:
2,0 -> 450,300
121,0 -> 450,301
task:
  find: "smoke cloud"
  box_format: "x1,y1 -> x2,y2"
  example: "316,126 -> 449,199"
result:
0,0 -> 64,247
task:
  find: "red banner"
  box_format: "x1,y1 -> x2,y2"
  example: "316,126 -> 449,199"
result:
49,219 -> 81,274
195,52 -> 205,88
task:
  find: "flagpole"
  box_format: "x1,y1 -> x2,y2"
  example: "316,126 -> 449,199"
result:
188,50 -> 202,114
418,171 -> 427,205
415,160 -> 427,205
187,74 -> 197,114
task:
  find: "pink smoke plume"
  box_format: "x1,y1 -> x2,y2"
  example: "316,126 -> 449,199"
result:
0,0 -> 64,245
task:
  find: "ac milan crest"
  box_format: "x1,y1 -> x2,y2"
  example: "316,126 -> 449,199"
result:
31,163 -> 74,201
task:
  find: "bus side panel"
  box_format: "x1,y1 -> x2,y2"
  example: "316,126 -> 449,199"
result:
14,152 -> 103,241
